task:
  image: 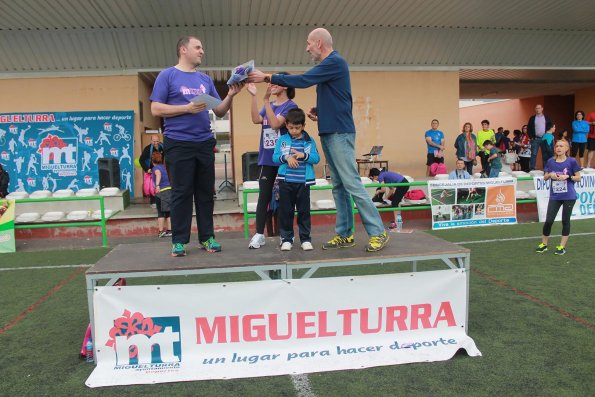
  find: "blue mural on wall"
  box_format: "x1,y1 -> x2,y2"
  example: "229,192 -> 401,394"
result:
0,111 -> 134,195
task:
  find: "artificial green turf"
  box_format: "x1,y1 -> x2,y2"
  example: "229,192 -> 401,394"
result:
1,222 -> 594,396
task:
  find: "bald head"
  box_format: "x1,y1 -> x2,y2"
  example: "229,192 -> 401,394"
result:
309,28 -> 333,47
306,28 -> 334,62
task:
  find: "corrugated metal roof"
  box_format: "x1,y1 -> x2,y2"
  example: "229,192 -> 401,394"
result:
0,0 -> 594,75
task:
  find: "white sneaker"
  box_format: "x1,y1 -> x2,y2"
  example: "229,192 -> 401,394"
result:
248,233 -> 265,249
301,241 -> 313,251
281,242 -> 293,251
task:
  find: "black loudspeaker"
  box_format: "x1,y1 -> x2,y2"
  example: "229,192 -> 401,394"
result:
242,152 -> 259,181
98,158 -> 120,189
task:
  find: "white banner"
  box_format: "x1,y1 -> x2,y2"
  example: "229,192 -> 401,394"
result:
533,174 -> 595,222
86,271 -> 481,388
428,177 -> 517,230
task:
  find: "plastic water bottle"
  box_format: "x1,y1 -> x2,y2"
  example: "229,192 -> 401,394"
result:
85,338 -> 94,363
396,213 -> 403,232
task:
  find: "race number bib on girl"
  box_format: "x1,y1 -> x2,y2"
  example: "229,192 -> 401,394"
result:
263,128 -> 279,149
552,180 -> 568,194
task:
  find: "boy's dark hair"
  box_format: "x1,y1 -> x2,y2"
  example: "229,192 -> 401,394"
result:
513,129 -> 521,136
481,119 -> 490,125
286,108 -> 306,125
546,121 -> 555,131
483,140 -> 493,147
276,72 -> 295,99
369,168 -> 381,178
503,129 -> 510,136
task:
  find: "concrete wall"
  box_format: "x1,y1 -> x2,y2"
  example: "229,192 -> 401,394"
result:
459,95 -> 575,136
230,70 -> 461,184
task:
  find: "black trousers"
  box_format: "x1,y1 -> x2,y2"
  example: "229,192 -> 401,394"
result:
164,136 -> 216,244
255,165 -> 279,235
390,185 -> 410,208
278,181 -> 311,244
543,199 -> 576,237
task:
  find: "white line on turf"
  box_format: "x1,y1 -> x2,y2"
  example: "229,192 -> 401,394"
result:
291,374 -> 316,397
455,231 -> 595,245
0,264 -> 92,271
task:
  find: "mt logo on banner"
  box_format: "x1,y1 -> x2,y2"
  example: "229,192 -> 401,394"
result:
106,310 -> 182,365
37,134 -> 78,172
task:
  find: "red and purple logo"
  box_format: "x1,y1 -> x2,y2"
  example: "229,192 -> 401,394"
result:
27,177 -> 36,187
28,138 -> 37,148
37,134 -> 78,172
9,125 -> 17,134
107,310 -> 182,366
104,122 -> 112,132
84,137 -> 93,146
84,175 -> 92,185
1,151 -> 9,160
110,148 -> 119,157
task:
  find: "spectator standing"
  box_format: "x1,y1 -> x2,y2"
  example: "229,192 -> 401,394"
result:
454,122 -> 477,175
527,104 -> 552,170
587,110 -> 595,168
535,140 -> 581,255
139,135 -> 164,208
248,28 -> 389,252
272,108 -> 320,251
571,110 -> 589,168
483,140 -> 502,178
424,119 -> 445,176
151,152 -> 172,238
246,74 -> 297,249
150,35 -> 244,257
516,125 -> 532,173
542,122 -> 556,164
477,120 -> 496,177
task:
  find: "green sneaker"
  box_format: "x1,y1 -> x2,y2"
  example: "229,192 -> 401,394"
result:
535,243 -> 548,253
200,237 -> 222,253
322,234 -> 355,250
171,243 -> 186,257
366,231 -> 389,252
554,245 -> 566,255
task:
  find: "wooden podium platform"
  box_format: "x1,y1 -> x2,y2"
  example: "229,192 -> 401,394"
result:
86,231 -> 470,335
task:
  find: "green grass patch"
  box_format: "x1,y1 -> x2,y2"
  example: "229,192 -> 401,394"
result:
1,221 -> 594,395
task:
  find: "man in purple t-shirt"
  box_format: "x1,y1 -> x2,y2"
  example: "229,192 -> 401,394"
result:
527,104 -> 552,171
151,36 -> 244,257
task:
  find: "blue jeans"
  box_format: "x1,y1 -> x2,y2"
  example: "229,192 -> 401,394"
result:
321,133 -> 384,237
530,137 -> 549,170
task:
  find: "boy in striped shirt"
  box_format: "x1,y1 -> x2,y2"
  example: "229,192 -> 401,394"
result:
273,108 -> 321,251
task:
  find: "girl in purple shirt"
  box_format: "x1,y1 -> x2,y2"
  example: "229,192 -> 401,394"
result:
535,140 -> 582,256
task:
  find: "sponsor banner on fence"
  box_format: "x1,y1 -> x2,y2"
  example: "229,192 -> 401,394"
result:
86,270 -> 481,388
429,177 -> 517,230
0,111 -> 134,196
0,199 -> 16,253
533,174 -> 595,222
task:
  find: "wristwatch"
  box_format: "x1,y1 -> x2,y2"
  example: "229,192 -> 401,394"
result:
264,74 -> 271,83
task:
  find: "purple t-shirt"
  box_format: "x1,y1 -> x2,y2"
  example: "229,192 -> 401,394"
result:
257,100 -> 297,166
150,67 -> 221,142
544,157 -> 580,201
378,171 -> 406,184
151,164 -> 171,189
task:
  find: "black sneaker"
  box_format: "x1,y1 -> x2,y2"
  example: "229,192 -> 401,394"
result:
554,246 -> 566,255
535,243 -> 548,253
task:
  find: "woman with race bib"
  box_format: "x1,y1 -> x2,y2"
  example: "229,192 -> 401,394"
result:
535,140 -> 581,256
247,73 -> 297,249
